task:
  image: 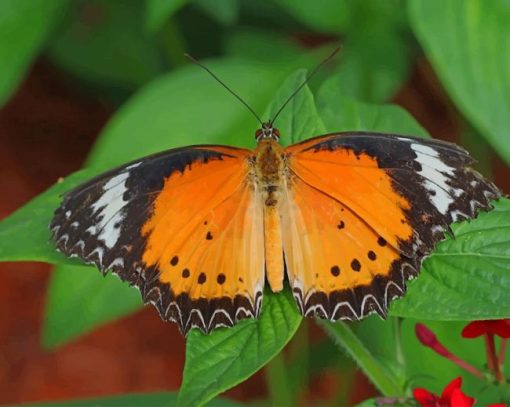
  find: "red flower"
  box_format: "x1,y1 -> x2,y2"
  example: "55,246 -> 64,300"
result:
461,319 -> 510,339
413,377 -> 475,407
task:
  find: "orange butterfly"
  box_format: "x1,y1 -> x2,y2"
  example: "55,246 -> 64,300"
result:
50,55 -> 501,335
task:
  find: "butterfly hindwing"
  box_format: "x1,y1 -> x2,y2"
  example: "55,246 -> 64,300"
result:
283,132 -> 501,320
51,146 -> 265,334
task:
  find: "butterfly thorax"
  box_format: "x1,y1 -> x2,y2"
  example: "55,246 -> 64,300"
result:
254,138 -> 286,207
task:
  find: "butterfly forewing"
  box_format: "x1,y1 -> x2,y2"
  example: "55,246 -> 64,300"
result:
50,146 -> 265,334
283,132 -> 501,320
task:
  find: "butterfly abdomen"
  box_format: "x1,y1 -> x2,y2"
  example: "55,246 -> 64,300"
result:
254,139 -> 286,292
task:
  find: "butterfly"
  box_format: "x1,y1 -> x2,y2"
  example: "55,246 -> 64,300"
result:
50,54 -> 501,335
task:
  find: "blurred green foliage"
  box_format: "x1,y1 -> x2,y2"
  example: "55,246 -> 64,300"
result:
1,0 -> 509,406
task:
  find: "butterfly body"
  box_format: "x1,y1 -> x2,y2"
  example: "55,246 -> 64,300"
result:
253,135 -> 286,292
51,128 -> 501,334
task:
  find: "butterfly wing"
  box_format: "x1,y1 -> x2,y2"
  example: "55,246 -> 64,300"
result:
282,132 -> 501,320
50,146 -> 265,334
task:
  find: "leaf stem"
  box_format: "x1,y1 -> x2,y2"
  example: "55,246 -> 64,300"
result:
318,320 -> 404,397
265,352 -> 294,406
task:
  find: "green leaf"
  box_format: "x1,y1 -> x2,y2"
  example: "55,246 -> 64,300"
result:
224,28 -> 302,60
193,0 -> 239,26
43,264 -> 142,348
16,391 -> 241,407
0,171 -> 91,263
317,84 -> 428,137
273,0 -> 350,34
264,69 -> 326,145
327,0 -> 413,103
47,0 -> 164,92
391,198 -> 510,320
409,0 -> 510,164
0,0 -> 68,106
146,0 -> 190,33
178,289 -> 301,407
330,29 -> 412,103
178,69 -> 321,407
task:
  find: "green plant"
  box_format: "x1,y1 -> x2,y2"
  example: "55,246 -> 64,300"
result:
1,0 -> 509,406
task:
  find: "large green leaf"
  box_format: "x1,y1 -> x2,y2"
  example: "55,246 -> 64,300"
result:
16,392 -> 241,407
43,264 -> 142,348
409,0 -> 510,164
0,171 -> 91,263
178,70 -> 319,407
329,0 -> 413,103
317,91 -> 428,137
0,0 -> 68,106
193,0 -> 239,26
145,0 -> 190,33
178,289 -> 301,407
47,0 -> 164,92
273,0 -> 350,34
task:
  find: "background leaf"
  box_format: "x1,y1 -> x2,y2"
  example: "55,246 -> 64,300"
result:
0,171 -> 91,263
43,265 -> 142,348
0,0 -> 68,106
47,0 -> 164,95
329,0 -> 414,103
274,0 -> 350,34
409,0 -> 510,164
178,289 -> 301,407
145,0 -> 190,33
193,0 -> 239,26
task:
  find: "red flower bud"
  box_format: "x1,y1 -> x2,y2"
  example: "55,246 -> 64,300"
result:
415,323 -> 451,357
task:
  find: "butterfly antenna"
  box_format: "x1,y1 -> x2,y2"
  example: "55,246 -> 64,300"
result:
270,47 -> 340,126
185,53 -> 264,126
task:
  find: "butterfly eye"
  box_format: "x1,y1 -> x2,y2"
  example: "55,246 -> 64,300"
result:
273,128 -> 280,139
255,129 -> 263,139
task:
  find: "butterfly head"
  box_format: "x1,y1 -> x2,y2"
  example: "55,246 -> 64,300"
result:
255,122 -> 280,142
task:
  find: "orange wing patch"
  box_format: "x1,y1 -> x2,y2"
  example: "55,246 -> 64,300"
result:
288,146 -> 414,254
51,146 -> 264,335
140,150 -> 265,333
283,132 -> 500,320
281,174 -> 408,319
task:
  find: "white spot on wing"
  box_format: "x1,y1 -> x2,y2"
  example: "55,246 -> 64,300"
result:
89,171 -> 131,248
410,143 -> 460,214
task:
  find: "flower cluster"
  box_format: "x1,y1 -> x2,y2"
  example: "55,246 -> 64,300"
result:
413,319 -> 509,406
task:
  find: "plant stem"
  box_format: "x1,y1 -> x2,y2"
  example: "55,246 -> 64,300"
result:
318,320 -> 404,397
265,351 -> 294,406
485,333 -> 504,383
